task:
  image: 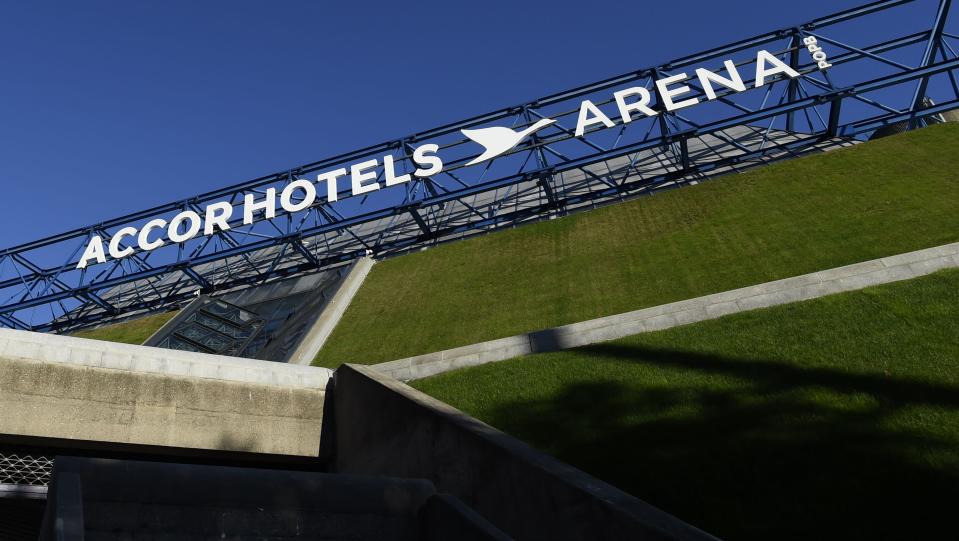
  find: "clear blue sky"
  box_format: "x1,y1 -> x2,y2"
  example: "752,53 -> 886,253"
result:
0,0 -> 935,247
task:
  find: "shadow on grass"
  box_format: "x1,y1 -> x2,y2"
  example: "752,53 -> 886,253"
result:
485,343 -> 959,541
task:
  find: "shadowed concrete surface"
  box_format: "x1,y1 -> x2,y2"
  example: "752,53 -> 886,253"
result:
1,330 -> 718,540
0,329 -> 331,456
40,457 -> 510,541
325,364 -> 718,541
0,498 -> 45,540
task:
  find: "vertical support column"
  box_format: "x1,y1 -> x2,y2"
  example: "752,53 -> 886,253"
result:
652,67 -> 671,138
679,136 -> 691,170
787,30 -> 802,133
524,107 -> 560,214
652,67 -> 679,169
826,96 -> 843,138
909,0 -> 953,128
39,472 -> 85,541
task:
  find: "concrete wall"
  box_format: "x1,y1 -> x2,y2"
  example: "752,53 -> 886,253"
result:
327,364 -> 718,541
374,241 -> 959,381
0,329 -> 332,456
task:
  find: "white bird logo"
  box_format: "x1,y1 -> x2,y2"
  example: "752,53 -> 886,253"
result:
461,118 -> 556,166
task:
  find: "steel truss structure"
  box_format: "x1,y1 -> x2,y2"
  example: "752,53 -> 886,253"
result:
0,452 -> 52,489
1,0 -> 957,333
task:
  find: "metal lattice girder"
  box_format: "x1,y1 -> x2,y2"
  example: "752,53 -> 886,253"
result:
0,452 -> 53,487
0,0 -> 957,332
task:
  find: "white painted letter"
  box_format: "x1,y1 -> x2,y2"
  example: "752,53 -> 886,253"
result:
755,49 -> 800,87
384,154 -> 411,186
412,144 -> 443,177
656,73 -> 700,112
614,87 -> 658,123
318,168 -> 348,202
138,218 -> 167,251
108,226 -> 137,259
351,159 -> 380,196
168,210 -> 202,243
280,179 -> 317,213
575,100 -> 615,136
696,60 -> 746,101
204,201 -> 233,235
243,188 -> 276,225
77,235 -> 107,269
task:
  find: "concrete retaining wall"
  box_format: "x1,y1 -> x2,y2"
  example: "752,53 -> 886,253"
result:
326,364 -> 717,541
0,329 -> 332,456
374,242 -> 959,381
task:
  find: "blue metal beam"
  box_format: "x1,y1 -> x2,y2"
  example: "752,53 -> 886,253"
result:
1,0 -> 956,333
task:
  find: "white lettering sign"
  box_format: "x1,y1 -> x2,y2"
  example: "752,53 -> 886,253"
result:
77,49 -> 805,269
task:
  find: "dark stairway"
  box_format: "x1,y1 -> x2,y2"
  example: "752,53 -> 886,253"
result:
39,457 -> 510,541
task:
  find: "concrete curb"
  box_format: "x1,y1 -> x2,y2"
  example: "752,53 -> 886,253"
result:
0,327 -> 333,390
0,331 -> 331,456
372,242 -> 959,381
289,257 -> 375,366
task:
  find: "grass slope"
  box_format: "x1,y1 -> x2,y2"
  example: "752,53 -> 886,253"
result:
315,124 -> 959,367
412,269 -> 959,540
71,311 -> 176,345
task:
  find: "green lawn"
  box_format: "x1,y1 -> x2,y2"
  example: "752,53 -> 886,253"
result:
412,269 -> 959,541
71,311 -> 176,345
314,123 -> 959,367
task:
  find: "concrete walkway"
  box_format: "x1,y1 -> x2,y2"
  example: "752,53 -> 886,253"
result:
372,242 -> 959,381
